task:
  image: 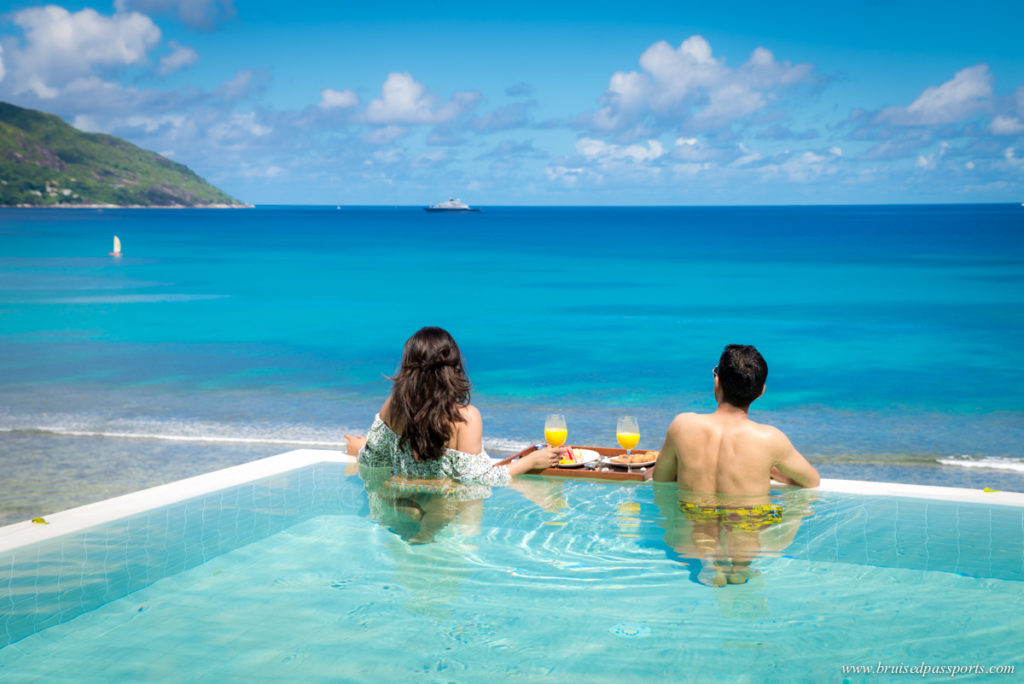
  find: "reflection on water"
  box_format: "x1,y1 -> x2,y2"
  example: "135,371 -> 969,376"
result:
357,462 -> 818,601
356,465 -> 570,619
654,482 -> 817,588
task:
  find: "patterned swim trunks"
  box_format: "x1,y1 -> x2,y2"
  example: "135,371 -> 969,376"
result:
679,502 -> 783,532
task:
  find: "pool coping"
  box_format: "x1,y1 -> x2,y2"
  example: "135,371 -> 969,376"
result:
1,448 -> 1022,554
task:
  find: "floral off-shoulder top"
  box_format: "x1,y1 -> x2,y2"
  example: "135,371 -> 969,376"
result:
358,414 -> 512,487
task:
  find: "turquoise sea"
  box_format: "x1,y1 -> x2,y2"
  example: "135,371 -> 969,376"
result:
2,204 -> 1023,522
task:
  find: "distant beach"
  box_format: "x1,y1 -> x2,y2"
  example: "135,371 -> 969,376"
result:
1,204 -> 1023,523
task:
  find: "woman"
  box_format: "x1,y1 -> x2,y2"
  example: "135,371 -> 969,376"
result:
345,326 -> 562,486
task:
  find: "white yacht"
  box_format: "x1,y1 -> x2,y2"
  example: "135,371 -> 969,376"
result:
424,197 -> 480,212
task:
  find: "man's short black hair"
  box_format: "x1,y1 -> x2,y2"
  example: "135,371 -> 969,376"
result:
717,344 -> 768,409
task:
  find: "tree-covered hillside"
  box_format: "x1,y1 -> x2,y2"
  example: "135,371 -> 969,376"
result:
0,102 -> 246,207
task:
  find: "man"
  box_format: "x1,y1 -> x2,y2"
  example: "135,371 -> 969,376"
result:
653,344 -> 819,492
652,344 -> 819,585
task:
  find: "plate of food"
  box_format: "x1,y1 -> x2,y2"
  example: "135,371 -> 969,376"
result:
602,451 -> 659,469
555,447 -> 600,468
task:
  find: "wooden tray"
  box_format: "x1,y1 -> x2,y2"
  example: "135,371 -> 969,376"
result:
501,445 -> 658,482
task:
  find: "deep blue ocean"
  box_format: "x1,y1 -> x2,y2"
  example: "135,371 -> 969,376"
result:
2,204 -> 1023,521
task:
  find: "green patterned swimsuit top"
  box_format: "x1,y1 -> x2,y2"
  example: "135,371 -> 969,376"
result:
358,414 -> 512,487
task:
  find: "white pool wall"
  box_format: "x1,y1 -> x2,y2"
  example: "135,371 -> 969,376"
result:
1,448 -> 1022,554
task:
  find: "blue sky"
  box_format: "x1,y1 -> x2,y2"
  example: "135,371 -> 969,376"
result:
0,0 -> 1022,205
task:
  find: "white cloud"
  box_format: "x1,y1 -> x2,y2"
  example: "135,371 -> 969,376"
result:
591,36 -> 814,133
577,138 -> 665,163
363,72 -> 478,125
755,150 -> 839,183
876,64 -> 993,126
671,162 -> 710,178
363,125 -> 407,145
0,45 -> 5,83
3,6 -> 160,98
159,41 -> 198,76
915,141 -> 950,170
237,163 -> 286,179
319,88 -> 359,110
1005,147 -> 1023,168
733,143 -> 762,166
215,69 -> 265,100
544,165 -> 589,187
990,115 -> 1024,136
415,151 -> 448,165
207,112 -> 270,148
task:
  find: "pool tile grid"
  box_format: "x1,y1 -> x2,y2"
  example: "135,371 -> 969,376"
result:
785,495 -> 1024,580
3,450 -> 1024,652
0,461 -> 361,649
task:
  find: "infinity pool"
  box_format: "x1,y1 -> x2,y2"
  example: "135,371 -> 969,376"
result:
1,454 -> 1021,682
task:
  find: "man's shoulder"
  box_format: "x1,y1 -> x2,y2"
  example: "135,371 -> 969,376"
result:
668,412 -> 707,429
745,419 -> 793,446
666,412 -> 716,441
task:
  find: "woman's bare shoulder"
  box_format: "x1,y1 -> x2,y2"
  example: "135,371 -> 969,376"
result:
380,396 -> 395,428
458,403 -> 482,426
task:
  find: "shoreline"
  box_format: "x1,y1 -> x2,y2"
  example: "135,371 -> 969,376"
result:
1,203 -> 253,209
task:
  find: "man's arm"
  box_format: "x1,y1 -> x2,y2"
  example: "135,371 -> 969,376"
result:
772,432 -> 820,488
652,420 -> 680,483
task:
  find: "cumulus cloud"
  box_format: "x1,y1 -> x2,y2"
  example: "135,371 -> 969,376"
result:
115,0 -> 236,31
590,35 -> 815,135
159,41 -> 198,76
319,88 -> 359,110
476,139 -> 548,160
215,69 -> 266,100
472,101 -> 533,132
363,72 -> 479,124
363,125 -> 407,145
577,138 -> 665,164
2,5 -> 161,98
876,65 -> 993,126
990,114 -> 1024,136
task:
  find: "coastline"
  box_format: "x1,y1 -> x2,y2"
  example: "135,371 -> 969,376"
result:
1,203 -> 253,209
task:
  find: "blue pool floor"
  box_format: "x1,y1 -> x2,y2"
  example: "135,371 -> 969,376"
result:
0,510 -> 1019,683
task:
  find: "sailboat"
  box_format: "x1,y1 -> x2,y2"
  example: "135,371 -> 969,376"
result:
109,235 -> 122,257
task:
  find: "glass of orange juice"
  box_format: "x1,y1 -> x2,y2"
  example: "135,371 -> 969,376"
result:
616,416 -> 639,471
544,414 -> 567,447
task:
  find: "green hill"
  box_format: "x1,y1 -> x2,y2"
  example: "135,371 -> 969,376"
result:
0,101 -> 246,207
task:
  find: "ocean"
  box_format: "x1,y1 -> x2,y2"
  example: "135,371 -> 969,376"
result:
2,204 -> 1023,523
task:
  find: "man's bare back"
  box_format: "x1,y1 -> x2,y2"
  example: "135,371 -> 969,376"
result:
652,345 -> 819,498
652,405 -> 819,498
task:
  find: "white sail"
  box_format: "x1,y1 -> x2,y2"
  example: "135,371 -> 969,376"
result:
110,235 -> 122,256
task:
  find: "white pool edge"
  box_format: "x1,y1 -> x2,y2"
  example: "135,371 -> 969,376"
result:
0,448 -> 351,554
1,448 -> 1021,554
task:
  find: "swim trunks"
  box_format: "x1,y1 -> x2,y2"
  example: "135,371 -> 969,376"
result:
679,502 -> 783,532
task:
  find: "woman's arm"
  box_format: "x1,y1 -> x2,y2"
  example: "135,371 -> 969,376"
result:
507,447 -> 564,475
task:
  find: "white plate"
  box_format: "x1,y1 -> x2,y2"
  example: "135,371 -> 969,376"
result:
555,448 -> 600,468
602,455 -> 658,469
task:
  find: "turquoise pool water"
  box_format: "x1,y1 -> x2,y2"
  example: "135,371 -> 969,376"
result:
1,465 -> 1021,682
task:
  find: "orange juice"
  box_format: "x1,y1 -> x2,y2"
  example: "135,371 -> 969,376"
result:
616,432 -> 640,450
544,428 -> 567,446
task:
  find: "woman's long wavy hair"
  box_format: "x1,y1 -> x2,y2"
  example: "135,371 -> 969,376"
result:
389,327 -> 472,461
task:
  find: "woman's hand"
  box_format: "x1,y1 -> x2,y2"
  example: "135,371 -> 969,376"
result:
344,434 -> 366,457
528,447 -> 565,469
508,447 -> 566,475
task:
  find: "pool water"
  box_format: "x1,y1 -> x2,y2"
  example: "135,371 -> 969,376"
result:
1,464 -> 1021,682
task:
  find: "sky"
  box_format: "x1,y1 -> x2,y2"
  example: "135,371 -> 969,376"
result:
0,0 -> 1022,205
